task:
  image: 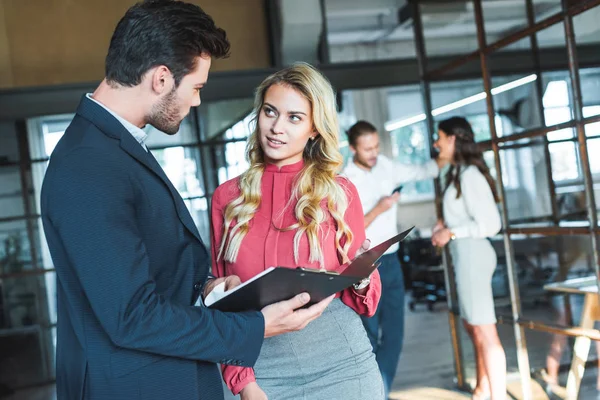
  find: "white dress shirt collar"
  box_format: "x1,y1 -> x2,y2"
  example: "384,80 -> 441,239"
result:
86,93 -> 148,151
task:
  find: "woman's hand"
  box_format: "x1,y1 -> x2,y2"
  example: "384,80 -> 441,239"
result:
354,277 -> 371,295
350,239 -> 372,295
240,382 -> 268,400
432,219 -> 445,234
431,228 -> 453,248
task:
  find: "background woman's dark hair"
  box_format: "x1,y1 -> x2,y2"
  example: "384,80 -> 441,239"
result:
438,116 -> 499,203
105,0 -> 230,87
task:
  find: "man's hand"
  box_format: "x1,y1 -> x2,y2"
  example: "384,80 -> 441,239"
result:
376,192 -> 400,213
240,382 -> 268,400
365,193 -> 400,228
202,275 -> 241,299
261,293 -> 335,338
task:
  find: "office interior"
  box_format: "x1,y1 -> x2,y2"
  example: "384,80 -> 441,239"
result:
1,0 -> 600,399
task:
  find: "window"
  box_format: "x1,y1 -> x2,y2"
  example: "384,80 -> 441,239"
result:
16,112 -> 214,382
338,91 -> 357,163
389,121 -> 435,202
217,113 -> 254,184
543,77 -> 600,183
386,82 -> 513,200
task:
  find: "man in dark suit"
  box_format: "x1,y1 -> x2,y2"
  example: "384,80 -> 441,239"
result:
41,1 -> 333,399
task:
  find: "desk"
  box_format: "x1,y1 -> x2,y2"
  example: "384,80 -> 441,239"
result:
544,276 -> 600,400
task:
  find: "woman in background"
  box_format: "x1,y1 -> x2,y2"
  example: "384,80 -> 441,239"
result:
431,117 -> 506,400
211,63 -> 384,400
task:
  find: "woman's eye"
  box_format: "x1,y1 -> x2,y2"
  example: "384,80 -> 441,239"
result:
264,108 -> 275,117
290,115 -> 301,122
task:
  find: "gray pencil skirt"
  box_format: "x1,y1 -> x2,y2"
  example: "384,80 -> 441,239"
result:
450,238 -> 498,325
253,298 -> 385,400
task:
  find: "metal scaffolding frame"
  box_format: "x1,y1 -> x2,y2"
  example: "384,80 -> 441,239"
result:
410,0 -> 600,398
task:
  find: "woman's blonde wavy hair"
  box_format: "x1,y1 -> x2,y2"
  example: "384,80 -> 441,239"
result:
217,62 -> 354,269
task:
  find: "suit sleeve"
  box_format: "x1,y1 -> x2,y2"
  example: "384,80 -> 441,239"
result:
210,186 -> 258,395
45,148 -> 264,364
337,178 -> 382,317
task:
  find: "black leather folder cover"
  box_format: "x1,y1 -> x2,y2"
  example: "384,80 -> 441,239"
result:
208,268 -> 359,312
208,227 -> 414,312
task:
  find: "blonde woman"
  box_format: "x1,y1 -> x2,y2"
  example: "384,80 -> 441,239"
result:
211,63 -> 385,400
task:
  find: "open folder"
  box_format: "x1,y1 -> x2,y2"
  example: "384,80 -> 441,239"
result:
205,227 -> 414,312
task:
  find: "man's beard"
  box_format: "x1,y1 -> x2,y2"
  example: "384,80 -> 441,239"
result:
147,87 -> 181,135
354,155 -> 375,170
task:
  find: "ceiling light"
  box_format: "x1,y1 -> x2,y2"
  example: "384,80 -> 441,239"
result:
384,74 -> 538,131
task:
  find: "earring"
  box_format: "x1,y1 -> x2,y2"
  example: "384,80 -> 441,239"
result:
310,136 -> 315,141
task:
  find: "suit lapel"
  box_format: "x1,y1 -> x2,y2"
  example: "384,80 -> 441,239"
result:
75,95 -> 204,244
119,136 -> 204,244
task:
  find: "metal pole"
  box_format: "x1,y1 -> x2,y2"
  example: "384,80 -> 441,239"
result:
193,107 -> 219,229
264,0 -> 283,67
426,0 -> 600,80
476,114 -> 600,149
507,226 -> 596,236
497,315 -> 600,341
15,120 -> 52,380
525,0 -> 560,225
473,1 -> 533,398
318,0 -> 330,65
410,0 -> 466,390
561,0 -> 600,301
524,0 -> 571,322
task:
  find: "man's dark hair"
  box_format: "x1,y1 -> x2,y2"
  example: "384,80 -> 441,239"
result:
347,120 -> 378,147
105,0 -> 230,87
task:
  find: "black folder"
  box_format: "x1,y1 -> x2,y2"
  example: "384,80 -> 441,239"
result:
207,227 -> 414,312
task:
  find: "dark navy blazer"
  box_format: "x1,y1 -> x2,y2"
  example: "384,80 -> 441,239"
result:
41,96 -> 265,400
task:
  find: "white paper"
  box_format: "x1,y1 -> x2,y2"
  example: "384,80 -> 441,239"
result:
201,267 -> 276,308
202,282 -> 226,306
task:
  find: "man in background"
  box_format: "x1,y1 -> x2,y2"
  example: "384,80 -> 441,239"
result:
343,120 -> 443,398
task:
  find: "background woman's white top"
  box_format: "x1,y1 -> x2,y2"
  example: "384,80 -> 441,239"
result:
443,165 -> 502,239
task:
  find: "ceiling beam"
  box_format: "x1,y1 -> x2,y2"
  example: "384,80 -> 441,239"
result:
0,44 -> 598,121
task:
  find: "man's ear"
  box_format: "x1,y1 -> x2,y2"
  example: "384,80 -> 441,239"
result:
150,65 -> 174,95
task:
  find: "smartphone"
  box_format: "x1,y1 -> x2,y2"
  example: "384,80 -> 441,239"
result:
391,185 -> 403,195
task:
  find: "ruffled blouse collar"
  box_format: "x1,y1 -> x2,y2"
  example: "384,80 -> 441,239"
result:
264,159 -> 304,173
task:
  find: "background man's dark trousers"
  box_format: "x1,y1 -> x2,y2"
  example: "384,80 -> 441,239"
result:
361,253 -> 405,398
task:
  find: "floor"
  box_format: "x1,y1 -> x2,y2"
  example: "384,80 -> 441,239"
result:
4,277 -> 600,400
5,301 -> 600,400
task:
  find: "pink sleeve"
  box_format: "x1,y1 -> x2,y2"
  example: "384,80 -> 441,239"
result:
210,185 -> 257,394
220,364 -> 257,395
337,178 -> 382,317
